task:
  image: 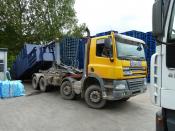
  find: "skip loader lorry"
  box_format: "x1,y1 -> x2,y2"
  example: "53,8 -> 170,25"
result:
32,29 -> 147,108
151,0 -> 175,130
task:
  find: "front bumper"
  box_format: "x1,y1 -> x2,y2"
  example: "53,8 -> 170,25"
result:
103,78 -> 147,100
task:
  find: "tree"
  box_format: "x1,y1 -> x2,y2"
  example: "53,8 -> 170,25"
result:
67,23 -> 87,38
0,0 -> 87,66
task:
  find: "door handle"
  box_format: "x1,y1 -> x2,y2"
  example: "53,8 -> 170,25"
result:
91,67 -> 94,72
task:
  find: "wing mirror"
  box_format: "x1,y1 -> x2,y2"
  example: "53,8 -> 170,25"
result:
137,44 -> 142,51
104,38 -> 114,62
152,0 -> 163,37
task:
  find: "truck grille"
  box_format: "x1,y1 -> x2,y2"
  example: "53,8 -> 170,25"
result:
123,67 -> 146,76
127,79 -> 144,90
129,67 -> 146,72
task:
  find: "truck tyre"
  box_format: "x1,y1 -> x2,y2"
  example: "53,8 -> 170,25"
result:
85,85 -> 106,109
32,76 -> 39,90
60,81 -> 75,100
39,77 -> 48,92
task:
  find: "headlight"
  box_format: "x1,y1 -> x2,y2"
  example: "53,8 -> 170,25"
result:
115,84 -> 126,90
114,80 -> 128,90
123,71 -> 133,76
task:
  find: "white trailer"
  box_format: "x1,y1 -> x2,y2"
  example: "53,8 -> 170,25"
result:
0,48 -> 7,80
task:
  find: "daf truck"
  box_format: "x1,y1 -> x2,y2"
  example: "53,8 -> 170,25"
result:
33,30 -> 147,109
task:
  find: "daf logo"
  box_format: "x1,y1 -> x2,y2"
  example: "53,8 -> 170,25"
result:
168,73 -> 175,78
130,61 -> 141,67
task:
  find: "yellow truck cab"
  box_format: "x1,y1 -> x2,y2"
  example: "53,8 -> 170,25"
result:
32,30 -> 147,109
80,31 -> 147,108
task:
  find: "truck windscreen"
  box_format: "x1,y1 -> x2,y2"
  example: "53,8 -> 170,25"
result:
116,41 -> 145,61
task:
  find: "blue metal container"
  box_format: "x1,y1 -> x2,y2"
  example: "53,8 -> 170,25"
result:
11,38 -> 86,79
11,43 -> 55,79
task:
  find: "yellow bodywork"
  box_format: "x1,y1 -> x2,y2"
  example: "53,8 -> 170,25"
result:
88,33 -> 147,80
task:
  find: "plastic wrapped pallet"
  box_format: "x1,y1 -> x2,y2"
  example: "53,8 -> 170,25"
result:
0,81 -> 10,98
0,80 -> 25,98
10,81 -> 25,97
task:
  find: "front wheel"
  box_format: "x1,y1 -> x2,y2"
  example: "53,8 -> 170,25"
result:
60,81 -> 75,100
85,85 -> 106,109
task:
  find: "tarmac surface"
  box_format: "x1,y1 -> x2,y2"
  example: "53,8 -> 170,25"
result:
0,82 -> 159,131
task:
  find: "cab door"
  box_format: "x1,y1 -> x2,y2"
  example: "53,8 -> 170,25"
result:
161,1 -> 175,110
88,37 -> 116,79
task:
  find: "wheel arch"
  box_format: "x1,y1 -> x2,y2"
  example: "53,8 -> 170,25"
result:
81,73 -> 105,98
61,77 -> 76,85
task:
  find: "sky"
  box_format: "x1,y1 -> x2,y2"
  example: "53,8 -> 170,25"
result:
75,0 -> 154,35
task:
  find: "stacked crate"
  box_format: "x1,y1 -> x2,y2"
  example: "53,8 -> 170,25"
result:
121,30 -> 146,43
145,32 -> 156,82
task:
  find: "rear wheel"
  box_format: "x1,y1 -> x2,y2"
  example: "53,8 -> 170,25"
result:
85,85 -> 106,109
39,77 -> 49,92
60,81 -> 75,100
32,76 -> 39,90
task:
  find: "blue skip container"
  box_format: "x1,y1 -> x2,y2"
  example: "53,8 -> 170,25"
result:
0,80 -> 25,98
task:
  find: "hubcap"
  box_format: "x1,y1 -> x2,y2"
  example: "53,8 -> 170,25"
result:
63,86 -> 72,96
90,90 -> 101,103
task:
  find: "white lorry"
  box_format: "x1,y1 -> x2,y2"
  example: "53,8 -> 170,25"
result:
151,0 -> 175,130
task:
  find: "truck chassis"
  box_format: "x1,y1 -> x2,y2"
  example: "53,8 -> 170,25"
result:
32,63 -> 147,109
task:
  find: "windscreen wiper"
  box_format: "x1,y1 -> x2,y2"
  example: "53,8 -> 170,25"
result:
139,57 -> 146,60
126,55 -> 138,59
124,55 -> 142,60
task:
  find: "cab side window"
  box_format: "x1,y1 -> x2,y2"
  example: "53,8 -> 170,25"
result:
96,38 -> 112,58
